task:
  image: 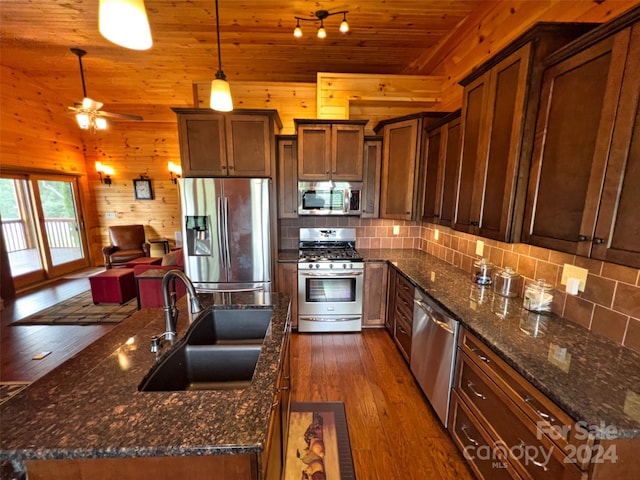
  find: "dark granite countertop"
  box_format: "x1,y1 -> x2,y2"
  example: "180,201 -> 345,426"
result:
0,292 -> 291,473
356,249 -> 640,439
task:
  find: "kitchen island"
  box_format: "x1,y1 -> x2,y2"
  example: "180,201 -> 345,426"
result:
0,292 -> 291,480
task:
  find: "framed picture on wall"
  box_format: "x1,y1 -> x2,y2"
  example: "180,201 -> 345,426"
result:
133,178 -> 153,200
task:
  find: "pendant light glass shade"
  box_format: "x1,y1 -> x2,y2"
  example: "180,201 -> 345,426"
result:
210,0 -> 233,112
210,75 -> 233,112
99,0 -> 152,50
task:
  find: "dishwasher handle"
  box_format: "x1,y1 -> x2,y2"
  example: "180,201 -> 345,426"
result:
414,298 -> 454,334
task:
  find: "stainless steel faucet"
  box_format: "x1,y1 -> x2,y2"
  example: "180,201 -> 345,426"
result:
151,270 -> 203,352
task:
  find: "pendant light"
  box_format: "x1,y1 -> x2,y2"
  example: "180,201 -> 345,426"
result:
99,0 -> 152,50
210,0 -> 233,112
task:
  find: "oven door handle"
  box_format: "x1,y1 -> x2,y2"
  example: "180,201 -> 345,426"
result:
299,272 -> 363,277
299,316 -> 361,322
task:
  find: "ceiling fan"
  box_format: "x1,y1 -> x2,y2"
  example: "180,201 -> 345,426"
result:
68,47 -> 143,133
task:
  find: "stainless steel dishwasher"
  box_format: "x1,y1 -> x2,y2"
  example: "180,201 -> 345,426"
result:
410,288 -> 460,426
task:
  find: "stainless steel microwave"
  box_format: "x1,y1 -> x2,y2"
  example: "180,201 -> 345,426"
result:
298,181 -> 362,216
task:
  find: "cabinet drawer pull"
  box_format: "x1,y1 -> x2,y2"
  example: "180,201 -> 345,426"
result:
466,380 -> 486,400
469,345 -> 490,364
461,424 -> 479,446
397,326 -> 407,335
518,439 -> 549,471
524,396 -> 557,424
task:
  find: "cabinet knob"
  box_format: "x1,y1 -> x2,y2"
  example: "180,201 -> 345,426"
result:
593,237 -> 605,244
326,170 -> 330,175
433,214 -> 440,218
578,235 -> 590,242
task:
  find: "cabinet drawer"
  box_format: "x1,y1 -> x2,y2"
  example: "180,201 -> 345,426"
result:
456,354 -> 582,480
449,390 -> 522,480
459,329 -> 594,465
395,274 -> 415,323
394,314 -> 412,361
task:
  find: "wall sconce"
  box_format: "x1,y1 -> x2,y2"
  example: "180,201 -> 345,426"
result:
294,10 -> 349,39
95,161 -> 114,186
168,161 -> 182,184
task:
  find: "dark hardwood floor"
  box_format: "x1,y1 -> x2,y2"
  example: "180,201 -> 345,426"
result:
1,279 -> 474,479
1,274 -> 116,382
291,332 -> 474,480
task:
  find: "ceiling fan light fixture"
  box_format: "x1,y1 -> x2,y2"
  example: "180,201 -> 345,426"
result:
76,113 -> 90,129
99,0 -> 152,50
95,117 -> 108,130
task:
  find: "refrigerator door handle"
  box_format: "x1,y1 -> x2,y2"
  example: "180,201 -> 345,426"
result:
223,196 -> 232,271
216,197 -> 227,266
197,285 -> 265,293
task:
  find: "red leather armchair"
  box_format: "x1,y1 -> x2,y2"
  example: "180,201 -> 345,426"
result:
134,249 -> 186,309
102,225 -> 150,269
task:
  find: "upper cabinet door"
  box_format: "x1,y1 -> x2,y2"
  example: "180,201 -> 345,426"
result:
225,114 -> 272,177
523,30 -> 630,256
297,124 -> 331,180
361,137 -> 382,218
591,25 -> 640,268
454,72 -> 490,233
380,118 -> 419,220
176,113 -> 227,177
421,125 -> 442,223
331,124 -> 364,180
438,115 -> 462,227
453,47 -> 531,240
277,136 -> 298,219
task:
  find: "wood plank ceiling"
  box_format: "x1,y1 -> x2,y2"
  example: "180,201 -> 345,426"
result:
0,0 -> 638,118
0,1 -> 482,110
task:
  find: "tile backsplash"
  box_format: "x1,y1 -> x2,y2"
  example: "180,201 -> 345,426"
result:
278,217 -> 640,353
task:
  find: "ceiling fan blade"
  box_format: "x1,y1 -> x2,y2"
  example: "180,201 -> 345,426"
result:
96,111 -> 144,121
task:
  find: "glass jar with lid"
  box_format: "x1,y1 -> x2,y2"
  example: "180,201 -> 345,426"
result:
472,258 -> 494,286
493,267 -> 522,298
523,279 -> 554,313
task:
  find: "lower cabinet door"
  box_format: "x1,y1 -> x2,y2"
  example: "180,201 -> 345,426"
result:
457,355 -> 583,480
449,390 -> 522,480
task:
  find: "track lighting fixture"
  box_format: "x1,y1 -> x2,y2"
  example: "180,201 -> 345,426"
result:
293,10 -> 349,39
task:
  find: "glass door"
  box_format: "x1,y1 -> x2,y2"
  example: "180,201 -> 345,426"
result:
0,173 -> 89,289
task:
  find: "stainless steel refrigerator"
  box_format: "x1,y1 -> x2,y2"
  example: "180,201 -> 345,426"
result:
179,178 -> 272,293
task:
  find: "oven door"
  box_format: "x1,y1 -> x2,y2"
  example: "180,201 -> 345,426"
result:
298,266 -> 363,332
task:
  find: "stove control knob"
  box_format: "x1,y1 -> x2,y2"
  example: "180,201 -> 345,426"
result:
315,263 -> 320,269
308,264 -> 314,269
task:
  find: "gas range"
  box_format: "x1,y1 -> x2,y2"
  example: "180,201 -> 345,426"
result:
297,228 -> 364,333
298,228 -> 363,264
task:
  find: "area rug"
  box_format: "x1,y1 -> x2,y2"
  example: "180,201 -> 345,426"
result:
0,382 -> 31,405
285,402 -> 355,480
12,291 -> 137,326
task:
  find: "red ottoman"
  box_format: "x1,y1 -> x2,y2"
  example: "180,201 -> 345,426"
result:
89,268 -> 136,304
124,257 -> 162,268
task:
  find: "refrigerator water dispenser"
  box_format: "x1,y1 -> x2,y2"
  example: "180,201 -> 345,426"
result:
185,215 -> 211,256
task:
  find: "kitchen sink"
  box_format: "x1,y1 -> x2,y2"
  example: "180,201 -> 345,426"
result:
187,308 -> 273,345
138,307 -> 273,392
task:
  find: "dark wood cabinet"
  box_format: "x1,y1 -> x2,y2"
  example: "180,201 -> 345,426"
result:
523,9 -> 640,267
295,120 -> 366,181
276,262 -> 298,329
361,136 -> 382,218
450,327 -> 589,480
376,113 -> 446,220
173,109 -> 281,178
453,24 -> 595,242
421,110 -> 461,225
363,261 -> 388,327
277,136 -> 298,219
385,265 -> 397,335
